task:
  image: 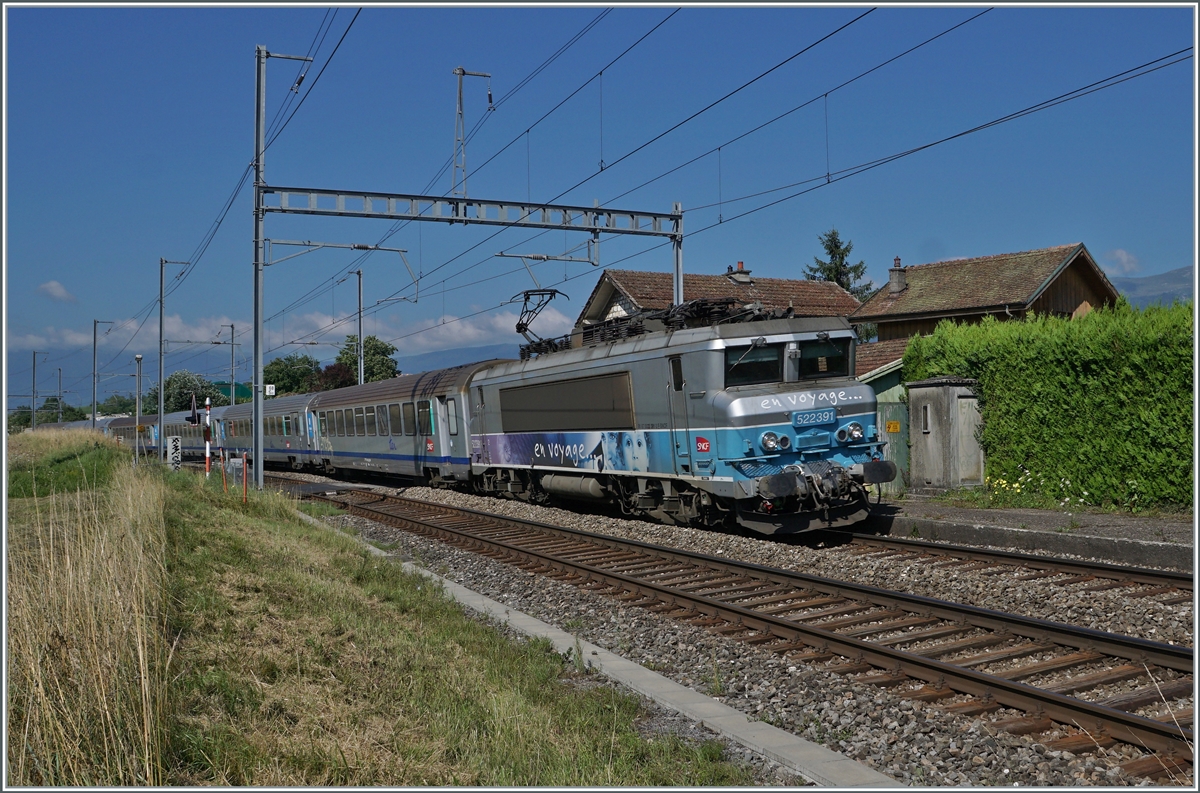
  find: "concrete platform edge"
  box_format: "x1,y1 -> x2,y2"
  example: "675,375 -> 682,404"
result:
869,515 -> 1192,572
295,509 -> 902,788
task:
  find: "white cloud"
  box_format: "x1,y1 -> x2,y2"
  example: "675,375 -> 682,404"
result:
1103,249 -> 1141,275
38,280 -> 77,302
381,306 -> 575,354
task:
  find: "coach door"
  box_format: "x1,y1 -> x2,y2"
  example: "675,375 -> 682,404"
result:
437,396 -> 465,469
666,357 -> 692,475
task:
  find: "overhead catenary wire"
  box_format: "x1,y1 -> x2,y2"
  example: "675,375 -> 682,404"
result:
365,44 -> 1194,347
357,8 -> 874,309
261,8 -> 635,329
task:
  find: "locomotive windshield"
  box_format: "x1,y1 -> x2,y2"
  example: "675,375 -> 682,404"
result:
725,337 -> 852,387
725,343 -> 784,387
796,338 -> 851,379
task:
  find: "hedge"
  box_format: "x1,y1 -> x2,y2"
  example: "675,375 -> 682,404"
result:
901,299 -> 1193,509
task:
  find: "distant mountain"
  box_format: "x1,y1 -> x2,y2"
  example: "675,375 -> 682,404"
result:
393,343 -> 521,375
1108,266 -> 1193,309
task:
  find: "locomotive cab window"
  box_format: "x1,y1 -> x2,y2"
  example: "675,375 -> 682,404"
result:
670,358 -> 684,391
725,343 -> 784,387
796,338 -> 851,380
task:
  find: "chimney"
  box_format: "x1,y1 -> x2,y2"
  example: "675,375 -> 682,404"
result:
888,255 -> 906,294
728,260 -> 753,284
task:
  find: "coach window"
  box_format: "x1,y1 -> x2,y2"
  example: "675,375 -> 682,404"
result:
354,407 -> 366,436
334,409 -> 346,436
318,412 -> 327,436
446,398 -> 459,435
283,415 -> 292,436
402,402 -> 416,435
365,406 -> 377,436
417,400 -> 433,435
376,404 -> 389,436
342,409 -> 353,437
388,403 -> 403,435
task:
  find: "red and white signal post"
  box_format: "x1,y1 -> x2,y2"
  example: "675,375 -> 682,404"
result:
204,397 -> 212,477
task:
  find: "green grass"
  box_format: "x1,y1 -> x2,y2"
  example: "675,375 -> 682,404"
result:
7,429 -> 128,497
160,473 -> 754,786
930,486 -> 1194,520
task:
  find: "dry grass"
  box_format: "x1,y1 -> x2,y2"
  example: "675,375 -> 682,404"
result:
7,456 -> 170,785
162,476 -> 752,786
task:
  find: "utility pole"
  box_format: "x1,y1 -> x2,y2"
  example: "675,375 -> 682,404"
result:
356,269 -> 364,385
224,324 -> 236,406
159,259 -> 187,462
253,45 -> 313,491
57,368 -> 63,423
93,319 -> 113,428
31,351 -> 43,430
135,354 -> 143,460
451,66 -> 493,199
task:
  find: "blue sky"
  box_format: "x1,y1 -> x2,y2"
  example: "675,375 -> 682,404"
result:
5,4 -> 1196,408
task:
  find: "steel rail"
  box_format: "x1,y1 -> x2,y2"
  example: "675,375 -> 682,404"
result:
337,491 -> 1192,673
847,533 -> 1193,589
312,491 -> 1193,758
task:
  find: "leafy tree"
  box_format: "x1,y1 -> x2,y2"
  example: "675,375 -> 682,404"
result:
310,362 -> 356,391
98,393 -> 137,415
335,335 -> 399,383
145,370 -> 230,412
805,228 -> 875,302
7,398 -> 87,434
263,353 -> 321,396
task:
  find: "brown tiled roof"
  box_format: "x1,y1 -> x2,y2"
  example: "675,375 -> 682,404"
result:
580,269 -> 860,326
850,243 -> 1103,322
855,338 -> 910,378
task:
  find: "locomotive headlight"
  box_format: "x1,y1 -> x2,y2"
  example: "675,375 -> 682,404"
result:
760,431 -> 780,452
847,422 -> 864,442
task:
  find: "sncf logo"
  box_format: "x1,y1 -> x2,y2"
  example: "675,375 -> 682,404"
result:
695,437 -> 711,453
426,438 -> 435,452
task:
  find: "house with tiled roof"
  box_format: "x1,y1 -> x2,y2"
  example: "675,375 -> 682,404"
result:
573,263 -> 861,331
849,243 -> 1120,400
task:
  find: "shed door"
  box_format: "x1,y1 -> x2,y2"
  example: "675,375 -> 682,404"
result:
956,397 -> 984,485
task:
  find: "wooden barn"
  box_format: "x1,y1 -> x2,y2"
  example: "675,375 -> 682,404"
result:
850,243 -> 1120,342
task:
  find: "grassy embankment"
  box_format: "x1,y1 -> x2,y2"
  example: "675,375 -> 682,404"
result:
7,430 -> 753,785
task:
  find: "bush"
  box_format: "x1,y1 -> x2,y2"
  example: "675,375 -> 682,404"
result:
902,300 -> 1192,509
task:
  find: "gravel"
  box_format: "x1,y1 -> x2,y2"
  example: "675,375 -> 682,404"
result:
390,486 -> 1194,648
295,479 -> 1194,788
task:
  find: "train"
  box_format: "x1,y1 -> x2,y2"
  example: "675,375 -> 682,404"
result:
40,300 -> 896,535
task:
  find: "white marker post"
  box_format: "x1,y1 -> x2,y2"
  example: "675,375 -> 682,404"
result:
205,397 -> 212,478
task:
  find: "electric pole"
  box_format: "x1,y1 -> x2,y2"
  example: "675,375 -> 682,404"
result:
253,44 -> 313,491
224,324 -> 236,405
93,319 -> 113,428
31,351 -> 43,431
159,258 -> 188,461
356,269 -> 364,385
451,66 -> 492,199
135,354 -> 143,460
57,368 -> 62,422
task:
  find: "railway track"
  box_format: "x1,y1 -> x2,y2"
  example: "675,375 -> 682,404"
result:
843,534 -> 1192,606
292,484 -> 1193,776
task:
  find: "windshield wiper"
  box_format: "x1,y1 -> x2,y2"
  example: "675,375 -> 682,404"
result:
728,337 -> 767,370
